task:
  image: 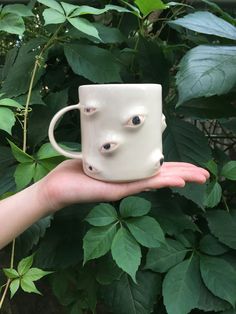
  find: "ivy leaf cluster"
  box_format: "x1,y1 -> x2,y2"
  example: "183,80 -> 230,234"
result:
3,254 -> 52,298
83,196 -> 165,281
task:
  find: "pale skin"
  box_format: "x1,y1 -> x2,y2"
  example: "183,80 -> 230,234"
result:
0,160 -> 209,249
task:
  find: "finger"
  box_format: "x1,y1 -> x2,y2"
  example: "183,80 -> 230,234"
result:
160,165 -> 209,179
162,162 -> 210,178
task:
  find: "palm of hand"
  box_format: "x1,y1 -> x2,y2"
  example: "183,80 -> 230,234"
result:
42,159 -> 209,212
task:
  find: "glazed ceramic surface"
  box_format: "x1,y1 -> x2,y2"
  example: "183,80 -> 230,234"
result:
48,84 -> 166,182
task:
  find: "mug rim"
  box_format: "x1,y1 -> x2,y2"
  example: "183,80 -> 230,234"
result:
79,83 -> 162,90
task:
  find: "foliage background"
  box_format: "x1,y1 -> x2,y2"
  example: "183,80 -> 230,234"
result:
0,0 -> 236,313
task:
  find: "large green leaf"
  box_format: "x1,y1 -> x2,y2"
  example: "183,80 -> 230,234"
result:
221,161 -> 236,180
169,11 -> 236,40
16,216 -> 52,257
37,0 -> 64,13
200,255 -> 236,307
42,8 -> 66,25
2,4 -> 34,17
125,216 -> 165,248
10,279 -> 20,298
64,44 -> 121,83
17,254 -> 34,275
0,107 -> 15,134
145,239 -> 188,273
206,210 -> 236,249
0,98 -> 24,109
85,203 -> 118,227
163,118 -> 211,164
72,4 -> 134,17
14,162 -> 35,190
111,227 -> 141,282
163,255 -> 201,314
102,271 -> 161,314
0,13 -> 25,35
83,224 -> 117,263
203,181 -> 222,208
199,234 -> 229,256
68,17 -> 100,40
176,45 -> 236,105
134,0 -> 167,16
172,182 -> 206,210
8,140 -> 34,163
119,196 -> 151,218
1,44 -> 44,97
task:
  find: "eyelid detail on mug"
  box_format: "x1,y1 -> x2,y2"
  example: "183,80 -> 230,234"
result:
100,142 -> 119,153
85,162 -> 100,173
125,114 -> 146,128
80,105 -> 97,115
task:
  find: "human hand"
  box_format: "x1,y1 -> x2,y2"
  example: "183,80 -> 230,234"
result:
40,159 -> 209,213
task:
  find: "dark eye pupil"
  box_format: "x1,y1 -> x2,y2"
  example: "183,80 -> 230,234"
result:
132,116 -> 141,125
103,143 -> 111,150
89,166 -> 93,171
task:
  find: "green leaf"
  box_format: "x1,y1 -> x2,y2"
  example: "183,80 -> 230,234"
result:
23,268 -> 52,281
163,255 -> 201,314
2,4 -> 34,17
203,181 -> 222,208
16,216 -> 53,257
85,203 -> 118,227
134,0 -> 167,16
33,163 -> 49,182
3,268 -> 19,279
14,162 -> 35,190
36,143 -> 62,159
0,98 -> 24,109
145,239 -> 188,273
17,254 -> 34,275
200,255 -> 236,307
96,254 -> 123,285
2,44 -> 44,97
111,227 -> 141,282
206,210 -> 236,249
83,224 -> 117,263
197,267 -> 231,312
169,12 -> 236,40
176,45 -> 236,105
201,0 -> 236,25
0,107 -> 15,134
68,17 -> 100,40
72,4 -> 134,17
43,8 -> 66,25
7,140 -> 34,163
37,0 -> 64,14
10,279 -> 20,298
20,277 -> 41,295
60,2 -> 78,16
102,271 -> 161,314
125,216 -> 165,248
64,43 -> 121,83
172,182 -> 206,210
199,234 -> 229,256
163,118 -> 212,164
221,161 -> 236,180
119,196 -> 151,218
154,207 -> 200,236
0,13 -> 25,35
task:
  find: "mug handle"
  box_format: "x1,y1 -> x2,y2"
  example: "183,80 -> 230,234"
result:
48,104 -> 83,159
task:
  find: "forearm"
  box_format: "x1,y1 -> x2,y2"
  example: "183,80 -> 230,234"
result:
0,181 -> 50,249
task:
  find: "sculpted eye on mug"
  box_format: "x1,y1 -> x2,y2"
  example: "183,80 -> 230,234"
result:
100,142 -> 119,153
83,107 -> 97,115
85,162 -> 100,173
125,115 -> 145,128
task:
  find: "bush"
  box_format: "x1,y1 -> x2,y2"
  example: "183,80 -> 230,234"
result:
0,0 -> 236,313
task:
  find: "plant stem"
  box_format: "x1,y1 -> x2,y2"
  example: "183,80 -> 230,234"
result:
222,195 -> 230,212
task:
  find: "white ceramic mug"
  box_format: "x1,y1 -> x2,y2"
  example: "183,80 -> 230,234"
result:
48,84 -> 166,182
